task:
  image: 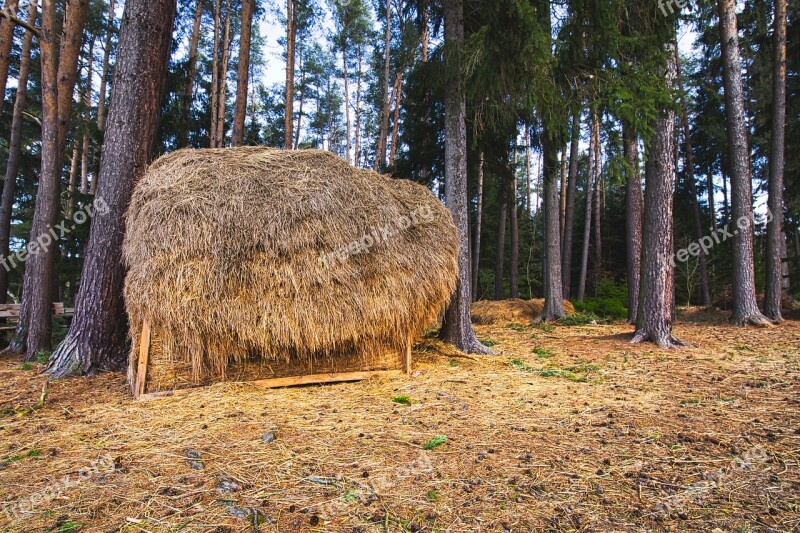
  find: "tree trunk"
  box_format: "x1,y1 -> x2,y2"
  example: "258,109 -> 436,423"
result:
559,148 -> 567,241
96,0 -> 115,134
389,73 -> 403,167
375,0 -> 391,171
525,126 -> 531,217
764,0 -> 786,322
509,154 -> 519,299
215,0 -> 231,147
623,126 -> 642,323
471,151 -> 484,300
341,41 -> 351,163
707,172 -> 717,232
354,48 -> 363,165
0,0 -> 37,305
231,0 -> 253,146
675,47 -> 710,306
632,45 -> 683,348
439,0 -> 492,355
179,0 -> 202,148
209,0 -> 220,146
14,0 -> 88,359
80,36 -> 94,195
577,112 -> 596,302
718,0 -> 770,326
283,0 -> 295,148
592,116 -> 602,290
67,144 -> 80,217
47,0 -> 177,377
561,112 -> 579,298
494,176 -> 507,300
0,0 -> 20,108
541,136 -> 564,321
294,57 -> 305,149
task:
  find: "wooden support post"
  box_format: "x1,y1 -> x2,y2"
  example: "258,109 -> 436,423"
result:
404,336 -> 413,374
134,320 -> 151,398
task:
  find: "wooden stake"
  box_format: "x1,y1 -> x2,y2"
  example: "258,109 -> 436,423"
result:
404,336 -> 413,374
134,320 -> 151,398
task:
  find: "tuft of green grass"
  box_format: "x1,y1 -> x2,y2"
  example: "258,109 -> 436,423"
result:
36,350 -> 51,365
532,347 -> 555,359
558,312 -> 602,326
506,322 -> 528,332
449,360 -> 460,368
48,522 -> 82,533
392,395 -> 411,405
18,362 -> 35,371
2,448 -> 41,464
423,435 -> 448,450
480,338 -> 499,347
426,490 -> 440,502
510,358 -> 603,383
533,323 -> 555,333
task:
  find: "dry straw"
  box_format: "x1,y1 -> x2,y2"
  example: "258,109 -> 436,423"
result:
471,298 -> 575,325
123,147 -> 459,389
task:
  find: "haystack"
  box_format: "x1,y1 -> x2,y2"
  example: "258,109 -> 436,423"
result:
471,298 -> 575,325
124,147 -> 459,395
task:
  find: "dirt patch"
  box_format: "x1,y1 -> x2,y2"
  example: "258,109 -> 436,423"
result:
1,317 -> 799,531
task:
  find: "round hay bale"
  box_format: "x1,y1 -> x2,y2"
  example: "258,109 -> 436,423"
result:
471,298 -> 575,325
123,147 -> 459,383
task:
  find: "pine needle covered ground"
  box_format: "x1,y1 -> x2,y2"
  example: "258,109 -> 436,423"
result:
1,311 -> 799,531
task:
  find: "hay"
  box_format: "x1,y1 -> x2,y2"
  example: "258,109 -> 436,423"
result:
471,298 -> 576,325
123,147 -> 458,388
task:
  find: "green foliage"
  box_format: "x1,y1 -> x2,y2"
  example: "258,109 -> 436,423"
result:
36,350 -> 51,365
18,362 -> 35,371
392,395 -> 411,405
532,347 -> 554,358
2,448 -> 41,464
572,278 -> 629,319
423,435 -> 448,450
558,312 -> 601,326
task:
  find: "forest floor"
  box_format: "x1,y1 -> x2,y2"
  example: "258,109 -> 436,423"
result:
1,309 -> 799,532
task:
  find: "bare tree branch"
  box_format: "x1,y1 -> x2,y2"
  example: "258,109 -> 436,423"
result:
0,6 -> 41,39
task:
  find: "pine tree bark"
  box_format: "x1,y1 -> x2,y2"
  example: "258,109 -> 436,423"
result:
623,126 -> 642,324
375,0 -> 391,171
494,176 -> 507,300
764,0 -> 786,322
80,36 -> 94,194
0,0 -> 37,305
354,49 -> 363,165
559,148 -> 567,241
231,0 -> 253,146
214,0 -> 231,147
632,45 -> 683,348
676,47 -> 710,306
439,0 -> 492,354
47,0 -> 177,377
509,157 -> 519,299
707,172 -> 717,232
67,144 -> 79,217
524,126 -> 531,217
209,0 -> 220,146
341,42 -> 352,162
561,112 -> 579,298
592,117 -> 602,290
13,0 -> 87,359
179,0 -> 202,148
541,136 -> 564,321
577,112 -> 596,302
284,0 -> 296,149
0,0 -> 19,108
471,151 -> 484,300
389,73 -> 403,167
717,0 -> 771,326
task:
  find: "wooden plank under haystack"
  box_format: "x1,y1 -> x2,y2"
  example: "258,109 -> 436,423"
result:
123,147 -> 459,398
